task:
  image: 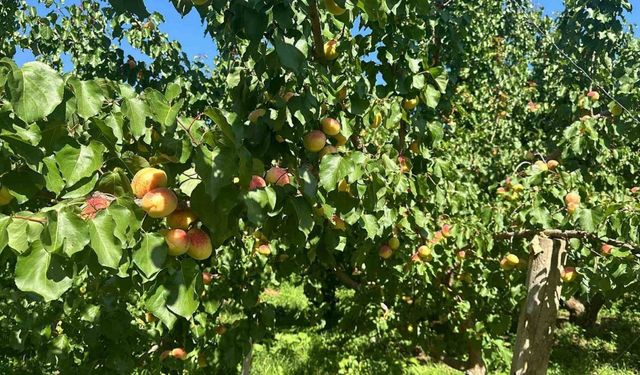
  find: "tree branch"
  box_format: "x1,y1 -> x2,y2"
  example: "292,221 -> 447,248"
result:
12,215 -> 48,225
333,269 -> 360,289
495,229 -> 640,254
308,0 -> 326,63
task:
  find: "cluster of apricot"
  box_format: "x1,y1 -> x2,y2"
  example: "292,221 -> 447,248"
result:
303,117 -> 347,157
131,168 -> 212,260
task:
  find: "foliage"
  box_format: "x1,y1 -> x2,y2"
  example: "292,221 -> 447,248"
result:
0,0 -> 639,373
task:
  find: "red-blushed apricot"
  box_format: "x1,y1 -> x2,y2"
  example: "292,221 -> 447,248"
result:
321,118 -> 341,136
256,244 -> 271,256
324,40 -> 339,60
202,271 -> 213,285
187,228 -> 213,260
249,175 -> 267,191
167,208 -> 198,230
587,90 -> 599,101
441,224 -> 452,237
601,244 -> 612,255
417,245 -> 432,259
304,130 -> 327,152
319,145 -> 338,159
547,160 -> 559,170
131,168 -> 168,198
141,188 -> 178,218
564,192 -> 580,205
333,133 -> 347,147
282,92 -> 295,103
561,267 -> 577,282
402,97 -> 419,111
265,167 -> 290,186
248,108 -> 266,123
171,348 -> 188,360
165,229 -> 190,256
379,245 -> 393,259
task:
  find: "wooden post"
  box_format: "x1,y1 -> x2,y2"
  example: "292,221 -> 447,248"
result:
511,235 -> 566,375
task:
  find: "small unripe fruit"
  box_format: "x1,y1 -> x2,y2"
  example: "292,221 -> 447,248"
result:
249,175 -> 267,191
256,244 -> 271,256
398,156 -> 410,173
202,272 -> 213,285
282,92 -> 295,103
304,130 -> 327,152
512,184 -> 524,193
403,97 -> 419,111
141,188 -> 178,218
379,245 -> 393,259
497,187 -> 507,196
567,202 -> 579,214
324,40 -> 339,60
171,348 -> 188,360
248,108 -> 266,124
187,229 -> 213,260
265,167 -> 290,186
564,192 -> 581,205
165,229 -> 190,256
319,145 -> 338,159
456,250 -> 466,260
561,267 -> 577,282
547,160 -> 559,170
332,215 -> 346,231
388,237 -> 400,250
0,186 -> 14,206
587,90 -> 599,101
500,258 -> 513,270
324,0 -> 346,15
334,133 -> 347,147
409,141 -> 419,154
417,245 -> 432,259
131,168 -> 168,198
371,112 -> 382,128
337,179 -> 350,193
167,209 -> 198,230
321,118 -> 341,136
610,102 -> 623,116
631,187 -> 639,194
505,253 -> 519,266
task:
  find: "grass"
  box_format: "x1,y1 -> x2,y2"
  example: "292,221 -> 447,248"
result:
252,283 -> 640,375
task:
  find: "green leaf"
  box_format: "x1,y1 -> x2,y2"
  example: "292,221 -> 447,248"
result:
6,62 -> 64,123
422,84 -> 441,108
15,245 -> 72,302
144,88 -> 182,127
288,197 -> 314,237
145,285 -> 177,329
319,154 -> 354,191
68,78 -> 105,119
88,214 -> 122,269
361,214 -> 379,239
122,97 -> 147,139
133,233 -> 168,279
203,108 -> 235,144
245,188 -> 277,225
579,208 -> 603,232
166,259 -> 200,318
42,209 -> 89,257
194,146 -> 238,201
54,141 -> 105,187
0,215 -> 10,254
274,38 -> 306,74
42,156 -> 65,196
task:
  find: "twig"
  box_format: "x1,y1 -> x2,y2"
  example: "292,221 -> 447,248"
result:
12,215 -> 48,225
308,0 -> 326,63
334,268 -> 359,289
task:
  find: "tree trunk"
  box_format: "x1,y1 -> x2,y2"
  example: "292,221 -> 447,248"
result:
511,235 -> 566,375
466,342 -> 486,375
564,293 -> 605,328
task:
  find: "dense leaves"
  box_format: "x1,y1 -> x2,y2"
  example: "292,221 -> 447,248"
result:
0,0 -> 639,373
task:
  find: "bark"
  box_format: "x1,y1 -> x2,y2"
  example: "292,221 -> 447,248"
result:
511,235 -> 566,375
564,293 -> 606,328
466,343 -> 486,375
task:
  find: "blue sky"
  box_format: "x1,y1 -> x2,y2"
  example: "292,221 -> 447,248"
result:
13,0 -> 640,69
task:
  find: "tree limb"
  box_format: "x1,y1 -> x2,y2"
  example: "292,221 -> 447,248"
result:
308,0 -> 326,63
333,269 -> 360,289
495,229 -> 640,254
